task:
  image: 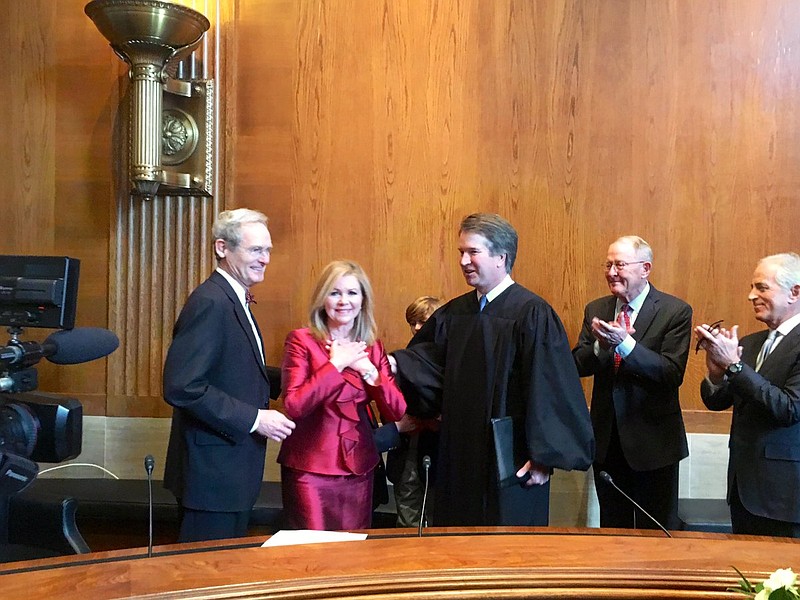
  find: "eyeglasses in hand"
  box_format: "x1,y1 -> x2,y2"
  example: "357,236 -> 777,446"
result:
695,319 -> 724,354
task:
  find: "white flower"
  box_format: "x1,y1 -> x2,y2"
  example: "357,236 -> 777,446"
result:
763,568 -> 797,592
730,566 -> 799,599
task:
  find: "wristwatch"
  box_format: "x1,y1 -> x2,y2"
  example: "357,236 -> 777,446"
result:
725,361 -> 744,378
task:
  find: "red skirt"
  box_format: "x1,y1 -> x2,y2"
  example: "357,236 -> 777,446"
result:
281,466 -> 373,530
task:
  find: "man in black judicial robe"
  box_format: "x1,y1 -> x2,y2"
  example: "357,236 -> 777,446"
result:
391,213 -> 594,526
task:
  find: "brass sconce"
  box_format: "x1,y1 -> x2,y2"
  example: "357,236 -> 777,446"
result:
85,0 -> 213,197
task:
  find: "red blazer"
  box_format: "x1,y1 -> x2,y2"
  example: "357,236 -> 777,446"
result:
277,328 -> 406,476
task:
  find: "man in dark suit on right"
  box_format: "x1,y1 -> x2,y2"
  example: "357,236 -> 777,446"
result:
163,208 -> 295,542
696,252 -> 800,538
573,235 -> 691,531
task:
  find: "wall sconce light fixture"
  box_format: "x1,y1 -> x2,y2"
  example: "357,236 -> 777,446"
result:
85,0 -> 213,198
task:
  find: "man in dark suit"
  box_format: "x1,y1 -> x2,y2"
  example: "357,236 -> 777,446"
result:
163,208 -> 295,542
696,252 -> 800,537
573,235 -> 691,530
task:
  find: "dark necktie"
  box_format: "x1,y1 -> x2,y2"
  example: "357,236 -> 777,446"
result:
613,304 -> 631,372
245,291 -> 256,305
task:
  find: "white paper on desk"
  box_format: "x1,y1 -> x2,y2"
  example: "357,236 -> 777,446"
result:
261,529 -> 368,547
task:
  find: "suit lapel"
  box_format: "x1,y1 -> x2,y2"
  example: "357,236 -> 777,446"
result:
210,271 -> 268,380
758,325 -> 800,375
629,286 -> 659,341
742,330 -> 769,367
602,296 -> 617,321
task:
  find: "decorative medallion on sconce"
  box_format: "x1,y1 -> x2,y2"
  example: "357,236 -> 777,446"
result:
85,0 -> 214,198
162,108 -> 197,164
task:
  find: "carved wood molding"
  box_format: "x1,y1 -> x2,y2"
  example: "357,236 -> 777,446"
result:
107,195 -> 220,416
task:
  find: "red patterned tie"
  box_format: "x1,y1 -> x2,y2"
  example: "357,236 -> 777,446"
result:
245,291 -> 256,305
613,304 -> 631,372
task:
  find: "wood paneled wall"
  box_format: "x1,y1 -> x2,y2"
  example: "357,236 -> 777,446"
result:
232,0 -> 800,419
0,0 -> 117,413
2,0 -> 800,426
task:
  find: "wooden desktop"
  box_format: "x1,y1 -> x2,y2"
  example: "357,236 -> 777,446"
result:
1,527 -> 797,599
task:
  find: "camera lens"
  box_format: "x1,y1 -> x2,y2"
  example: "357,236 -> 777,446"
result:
0,402 -> 39,458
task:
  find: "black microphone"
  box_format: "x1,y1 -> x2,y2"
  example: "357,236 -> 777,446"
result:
144,454 -> 155,558
418,455 -> 432,537
0,327 -> 119,367
44,327 -> 120,364
598,471 -> 672,538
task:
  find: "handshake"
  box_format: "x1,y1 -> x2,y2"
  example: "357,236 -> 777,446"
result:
396,413 -> 440,435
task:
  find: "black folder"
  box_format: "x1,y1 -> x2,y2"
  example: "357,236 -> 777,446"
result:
490,415 -> 528,489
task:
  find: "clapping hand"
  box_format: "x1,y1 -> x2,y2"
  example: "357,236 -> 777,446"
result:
694,323 -> 742,383
591,317 -> 635,350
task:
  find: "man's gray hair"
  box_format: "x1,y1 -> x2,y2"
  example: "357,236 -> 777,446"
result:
212,208 -> 268,251
760,252 -> 800,290
615,235 -> 653,262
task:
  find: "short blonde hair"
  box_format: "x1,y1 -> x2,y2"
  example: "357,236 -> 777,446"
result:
405,296 -> 442,327
308,260 -> 377,345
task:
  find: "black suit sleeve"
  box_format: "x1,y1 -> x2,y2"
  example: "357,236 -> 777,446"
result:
163,293 -> 258,441
624,301 -> 692,388
373,422 -> 400,453
572,303 -> 613,376
704,363 -> 800,426
700,377 -> 735,411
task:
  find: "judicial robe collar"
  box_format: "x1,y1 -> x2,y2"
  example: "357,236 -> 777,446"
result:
477,274 -> 515,308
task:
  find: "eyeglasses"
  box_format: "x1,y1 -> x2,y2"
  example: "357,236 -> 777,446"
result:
243,246 -> 271,258
602,260 -> 646,272
695,319 -> 723,353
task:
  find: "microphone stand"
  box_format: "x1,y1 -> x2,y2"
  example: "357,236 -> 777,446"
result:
145,455 -> 155,557
418,455 -> 431,537
598,471 -> 672,538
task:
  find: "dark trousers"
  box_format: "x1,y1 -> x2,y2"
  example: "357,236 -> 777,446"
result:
177,504 -> 251,543
730,481 -> 800,538
594,424 -> 679,531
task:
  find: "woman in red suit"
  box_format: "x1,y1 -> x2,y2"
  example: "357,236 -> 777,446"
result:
278,260 -> 406,530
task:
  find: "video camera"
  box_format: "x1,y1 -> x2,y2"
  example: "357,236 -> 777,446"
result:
0,256 -> 119,497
